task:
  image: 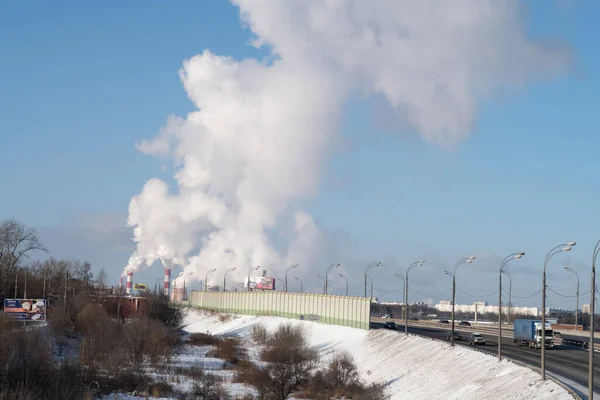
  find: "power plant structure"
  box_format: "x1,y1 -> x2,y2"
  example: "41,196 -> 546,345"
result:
126,272 -> 133,295
164,268 -> 171,297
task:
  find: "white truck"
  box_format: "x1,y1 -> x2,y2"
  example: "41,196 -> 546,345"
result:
513,319 -> 554,349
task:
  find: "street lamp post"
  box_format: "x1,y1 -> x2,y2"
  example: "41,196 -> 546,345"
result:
394,273 -> 405,318
363,273 -> 374,298
247,265 -> 260,292
563,266 -> 579,329
364,262 -> 381,298
405,260 -> 425,335
154,277 -> 162,295
498,252 -> 525,361
502,270 -> 512,324
223,267 -> 236,292
541,242 -> 575,380
444,256 -> 476,347
183,271 -> 193,288
590,240 -> 599,400
339,273 -> 348,296
317,275 -> 325,293
325,263 -> 340,295
294,276 -> 303,293
205,268 -> 217,291
177,272 -> 193,300
285,264 -> 299,293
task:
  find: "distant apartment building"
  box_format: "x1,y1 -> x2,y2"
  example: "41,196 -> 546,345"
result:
582,304 -> 591,314
434,301 -> 538,317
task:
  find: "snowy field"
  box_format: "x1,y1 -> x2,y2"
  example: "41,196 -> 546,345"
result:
102,308 -> 573,400
181,309 -> 570,400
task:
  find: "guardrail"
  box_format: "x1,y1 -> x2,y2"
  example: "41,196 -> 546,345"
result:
375,318 -> 600,351
374,318 -> 515,338
558,335 -> 600,352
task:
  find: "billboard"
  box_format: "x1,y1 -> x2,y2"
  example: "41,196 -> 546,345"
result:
3,299 -> 47,321
245,276 -> 275,290
133,283 -> 147,291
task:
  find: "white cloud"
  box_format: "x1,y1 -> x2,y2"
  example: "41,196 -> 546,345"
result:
124,0 -> 571,287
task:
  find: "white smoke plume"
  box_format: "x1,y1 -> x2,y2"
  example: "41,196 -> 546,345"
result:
125,0 -> 570,288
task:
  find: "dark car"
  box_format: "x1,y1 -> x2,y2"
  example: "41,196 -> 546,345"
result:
384,321 -> 398,330
446,331 -> 461,341
408,316 -> 419,321
468,333 -> 486,346
458,321 -> 471,326
438,319 -> 450,324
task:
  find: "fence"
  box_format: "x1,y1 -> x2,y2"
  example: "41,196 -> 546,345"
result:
187,291 -> 371,330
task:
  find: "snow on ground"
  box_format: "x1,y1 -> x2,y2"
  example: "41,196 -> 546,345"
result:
180,308 -> 572,400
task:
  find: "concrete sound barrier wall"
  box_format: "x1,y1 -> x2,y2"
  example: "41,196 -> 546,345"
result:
187,291 -> 371,331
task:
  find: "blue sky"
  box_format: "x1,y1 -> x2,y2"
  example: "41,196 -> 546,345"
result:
1,1 -> 599,310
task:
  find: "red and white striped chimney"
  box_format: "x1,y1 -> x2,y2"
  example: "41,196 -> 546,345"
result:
126,272 -> 133,295
164,269 -> 171,297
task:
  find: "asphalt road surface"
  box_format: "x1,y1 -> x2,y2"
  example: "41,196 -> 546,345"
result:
371,321 -> 600,396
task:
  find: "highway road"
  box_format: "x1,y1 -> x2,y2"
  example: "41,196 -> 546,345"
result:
371,321 -> 600,397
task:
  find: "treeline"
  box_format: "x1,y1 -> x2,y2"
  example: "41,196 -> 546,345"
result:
0,218 -> 113,305
0,293 -> 183,400
0,218 -> 185,399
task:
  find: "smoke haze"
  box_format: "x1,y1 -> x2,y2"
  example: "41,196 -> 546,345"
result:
125,0 -> 570,288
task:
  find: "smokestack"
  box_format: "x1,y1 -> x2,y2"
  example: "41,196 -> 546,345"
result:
164,269 -> 171,297
119,277 -> 123,291
126,272 -> 133,295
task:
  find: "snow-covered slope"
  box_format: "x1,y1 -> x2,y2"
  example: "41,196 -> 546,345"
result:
181,309 -> 571,400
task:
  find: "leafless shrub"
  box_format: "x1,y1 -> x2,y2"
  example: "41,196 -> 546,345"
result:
76,303 -> 121,367
250,324 -> 268,345
303,350 -> 388,400
207,337 -> 247,365
249,323 -> 319,400
327,350 -> 361,389
188,332 -> 220,346
181,367 -> 206,380
146,321 -> 180,365
186,366 -> 228,400
102,371 -> 150,395
122,317 -> 176,366
353,383 -> 388,400
0,385 -> 44,400
0,329 -> 88,400
233,359 -> 265,386
218,314 -> 231,323
148,381 -> 174,398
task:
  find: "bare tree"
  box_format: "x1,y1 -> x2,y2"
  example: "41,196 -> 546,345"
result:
0,218 -> 47,299
96,267 -> 107,288
303,350 -> 387,400
257,324 -> 319,400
